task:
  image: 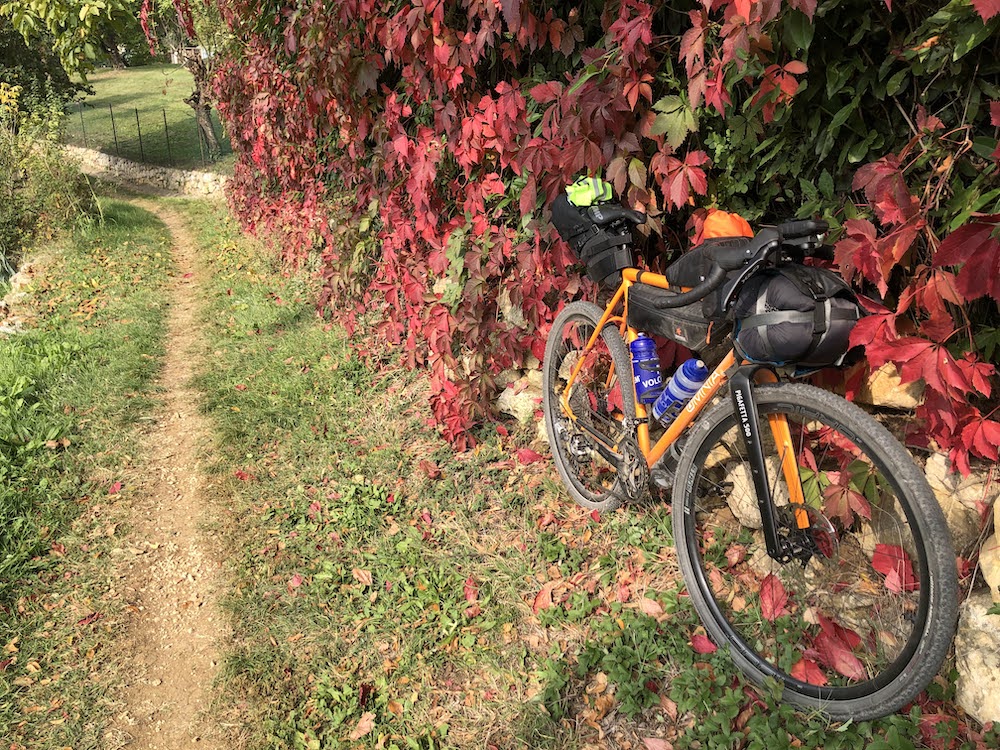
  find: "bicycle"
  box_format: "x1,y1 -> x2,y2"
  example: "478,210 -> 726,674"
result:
542,189 -> 958,721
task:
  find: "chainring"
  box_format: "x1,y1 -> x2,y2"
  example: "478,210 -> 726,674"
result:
618,433 -> 650,502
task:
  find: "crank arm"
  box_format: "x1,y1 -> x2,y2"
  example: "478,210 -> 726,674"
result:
567,417 -> 624,466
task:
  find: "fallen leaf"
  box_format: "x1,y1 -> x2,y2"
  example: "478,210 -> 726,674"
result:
790,656 -> 828,686
349,711 -> 376,740
643,739 -> 673,750
760,573 -> 789,621
659,694 -> 678,720
690,634 -> 717,654
108,481 -> 123,495
639,597 -> 663,617
287,573 -> 304,589
352,568 -> 373,586
516,448 -> 544,464
463,576 -> 479,603
387,700 -> 403,716
419,459 -> 443,479
532,581 -> 559,613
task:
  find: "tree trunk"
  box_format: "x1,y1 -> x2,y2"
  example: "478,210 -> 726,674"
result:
100,26 -> 126,69
181,49 -> 221,159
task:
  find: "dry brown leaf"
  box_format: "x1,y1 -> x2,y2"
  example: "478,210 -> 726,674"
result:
349,711 -> 376,741
638,597 -> 663,617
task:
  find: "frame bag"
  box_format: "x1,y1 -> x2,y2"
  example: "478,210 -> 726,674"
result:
732,264 -> 862,369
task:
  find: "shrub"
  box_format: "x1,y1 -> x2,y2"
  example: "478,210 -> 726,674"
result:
0,81 -> 95,277
209,1 -> 1000,465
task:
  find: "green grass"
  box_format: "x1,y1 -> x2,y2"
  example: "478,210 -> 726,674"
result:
174,200 -> 994,750
63,63 -> 233,172
0,199 -> 174,748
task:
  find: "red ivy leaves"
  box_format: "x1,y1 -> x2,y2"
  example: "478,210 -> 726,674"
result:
810,615 -> 865,681
790,657 -> 827,686
961,415 -> 1000,462
971,0 -> 1000,22
759,574 -> 789,621
690,634 -> 717,654
822,471 -> 872,527
871,544 -> 919,593
853,155 -> 919,227
933,215 -> 1000,306
653,150 -> 711,210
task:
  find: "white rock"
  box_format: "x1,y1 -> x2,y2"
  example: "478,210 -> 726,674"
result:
925,453 -> 996,553
926,453 -> 999,512
955,591 -> 1000,724
496,368 -> 521,389
497,378 -> 542,425
536,418 -> 549,445
854,363 -> 925,409
979,533 -> 1000,604
725,459 -> 789,529
497,287 -> 527,329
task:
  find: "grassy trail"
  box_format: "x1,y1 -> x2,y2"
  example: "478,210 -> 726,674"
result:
1,199 -> 176,748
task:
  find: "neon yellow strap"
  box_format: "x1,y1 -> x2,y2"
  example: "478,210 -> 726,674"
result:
566,176 -> 612,207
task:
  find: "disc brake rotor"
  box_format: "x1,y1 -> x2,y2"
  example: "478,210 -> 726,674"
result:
778,503 -> 839,562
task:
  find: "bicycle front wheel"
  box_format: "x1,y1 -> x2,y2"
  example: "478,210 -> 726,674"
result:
543,301 -> 636,512
673,383 -> 957,720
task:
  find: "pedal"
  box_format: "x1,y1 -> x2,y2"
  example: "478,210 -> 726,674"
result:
650,464 -> 675,490
649,439 -> 685,491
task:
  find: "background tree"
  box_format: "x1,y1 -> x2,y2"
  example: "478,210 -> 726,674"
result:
1,0 -> 229,156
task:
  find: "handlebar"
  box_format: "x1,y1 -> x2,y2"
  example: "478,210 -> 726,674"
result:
640,221 -> 827,310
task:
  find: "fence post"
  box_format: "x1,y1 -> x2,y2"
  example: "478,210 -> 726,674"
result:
109,104 -> 120,156
78,103 -> 88,148
162,108 -> 173,167
134,107 -> 145,163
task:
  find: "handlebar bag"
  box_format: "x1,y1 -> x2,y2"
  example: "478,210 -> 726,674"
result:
665,237 -> 750,289
551,194 -> 634,286
732,264 -> 862,368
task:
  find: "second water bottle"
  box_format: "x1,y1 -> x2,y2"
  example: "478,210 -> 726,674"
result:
651,358 -> 709,427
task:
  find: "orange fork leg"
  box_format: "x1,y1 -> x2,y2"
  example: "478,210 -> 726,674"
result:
757,371 -> 810,530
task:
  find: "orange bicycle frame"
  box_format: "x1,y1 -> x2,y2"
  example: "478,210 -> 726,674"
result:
559,267 -> 809,529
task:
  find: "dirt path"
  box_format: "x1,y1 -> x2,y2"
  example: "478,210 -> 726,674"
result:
115,201 -> 231,749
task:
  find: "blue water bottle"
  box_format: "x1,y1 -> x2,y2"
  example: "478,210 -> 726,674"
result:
652,358 -> 709,426
629,333 -> 663,404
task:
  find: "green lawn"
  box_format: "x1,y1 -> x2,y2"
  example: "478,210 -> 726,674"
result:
63,63 -> 233,172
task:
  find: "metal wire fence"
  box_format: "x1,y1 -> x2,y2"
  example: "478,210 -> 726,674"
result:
63,100 -> 232,169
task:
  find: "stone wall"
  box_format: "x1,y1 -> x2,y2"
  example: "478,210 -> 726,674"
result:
64,145 -> 228,198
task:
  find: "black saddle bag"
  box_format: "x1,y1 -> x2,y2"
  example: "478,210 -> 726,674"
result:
551,194 -> 634,287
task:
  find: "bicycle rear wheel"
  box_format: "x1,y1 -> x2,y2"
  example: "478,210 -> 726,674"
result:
673,383 -> 957,720
543,301 -> 635,512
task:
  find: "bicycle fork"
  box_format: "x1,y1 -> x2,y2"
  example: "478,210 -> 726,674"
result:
729,366 -> 811,564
